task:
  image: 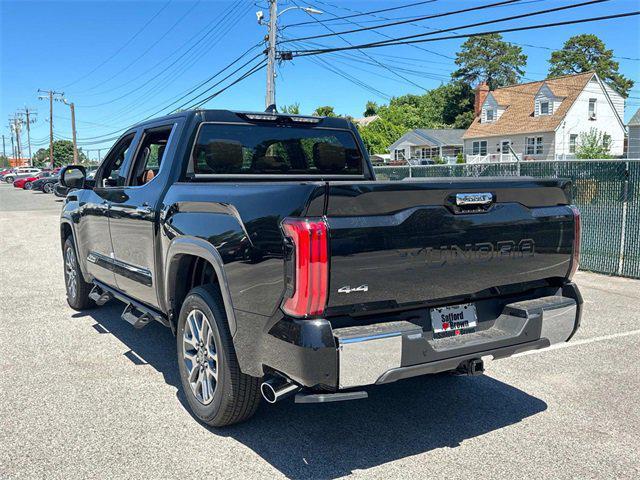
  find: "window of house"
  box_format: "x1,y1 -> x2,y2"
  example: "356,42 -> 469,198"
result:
525,137 -> 544,155
472,140 -> 487,155
569,134 -> 578,154
485,109 -> 495,122
588,98 -> 597,118
394,149 -> 406,161
540,101 -> 550,115
603,134 -> 611,149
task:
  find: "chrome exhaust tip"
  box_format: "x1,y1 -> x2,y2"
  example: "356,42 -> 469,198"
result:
261,378 -> 300,404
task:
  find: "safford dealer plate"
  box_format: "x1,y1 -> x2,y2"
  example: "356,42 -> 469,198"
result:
430,303 -> 477,339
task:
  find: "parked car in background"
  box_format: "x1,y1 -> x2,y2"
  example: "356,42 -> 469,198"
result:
14,171 -> 53,190
33,174 -> 60,193
3,167 -> 41,183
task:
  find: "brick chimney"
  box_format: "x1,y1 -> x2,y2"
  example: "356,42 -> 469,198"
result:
474,81 -> 490,117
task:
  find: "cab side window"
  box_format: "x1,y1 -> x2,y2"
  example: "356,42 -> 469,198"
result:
96,134 -> 135,188
127,125 -> 173,186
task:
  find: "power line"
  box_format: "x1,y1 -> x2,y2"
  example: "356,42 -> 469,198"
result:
61,1 -> 174,88
284,0 -> 440,28
75,0 -> 203,94
183,58 -> 268,110
281,0 -> 525,43
289,0 -> 429,91
71,51 -> 266,143
76,0 -> 249,107
300,0 -> 456,68
290,11 -> 640,56
282,0 -> 608,45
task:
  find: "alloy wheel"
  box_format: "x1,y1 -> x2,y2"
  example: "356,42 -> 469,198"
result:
65,247 -> 77,300
182,309 -> 219,405
44,183 -> 53,193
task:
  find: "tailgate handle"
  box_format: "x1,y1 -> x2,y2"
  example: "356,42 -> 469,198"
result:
455,192 -> 494,206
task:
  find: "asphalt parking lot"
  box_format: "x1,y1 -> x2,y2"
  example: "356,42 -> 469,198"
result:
1,182 -> 639,479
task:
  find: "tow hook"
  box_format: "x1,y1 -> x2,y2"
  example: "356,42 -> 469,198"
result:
455,358 -> 485,376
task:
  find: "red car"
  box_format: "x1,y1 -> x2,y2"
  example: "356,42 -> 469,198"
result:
13,172 -> 52,190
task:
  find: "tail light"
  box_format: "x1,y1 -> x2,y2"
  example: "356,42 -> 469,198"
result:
281,217 -> 329,317
568,205 -> 581,279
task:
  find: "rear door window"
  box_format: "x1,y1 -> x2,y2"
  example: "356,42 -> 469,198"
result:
192,123 -> 364,176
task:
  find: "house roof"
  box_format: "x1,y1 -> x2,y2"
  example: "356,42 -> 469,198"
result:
629,108 -> 640,127
389,128 -> 465,150
463,71 -> 596,139
352,115 -> 379,126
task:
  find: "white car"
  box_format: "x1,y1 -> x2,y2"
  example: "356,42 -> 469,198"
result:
2,167 -> 42,183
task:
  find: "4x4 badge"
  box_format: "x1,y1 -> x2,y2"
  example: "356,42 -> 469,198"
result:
338,285 -> 369,294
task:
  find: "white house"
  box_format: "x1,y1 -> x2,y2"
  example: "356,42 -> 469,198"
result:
628,108 -> 640,158
463,72 -> 626,162
388,129 -> 465,164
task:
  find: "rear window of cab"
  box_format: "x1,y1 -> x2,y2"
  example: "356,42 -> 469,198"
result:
192,123 -> 364,176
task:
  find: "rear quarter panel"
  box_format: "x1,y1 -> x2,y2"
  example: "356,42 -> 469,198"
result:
160,182 -> 325,317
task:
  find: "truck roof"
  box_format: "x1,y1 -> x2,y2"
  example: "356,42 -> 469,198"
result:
130,109 -> 354,130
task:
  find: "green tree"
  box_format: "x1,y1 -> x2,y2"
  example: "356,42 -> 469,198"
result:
452,34 -> 527,90
313,105 -> 336,117
32,148 -> 49,166
281,102 -> 300,114
31,141 -> 88,167
548,34 -> 634,97
575,128 -> 612,159
0,154 -> 9,168
357,118 -> 407,154
363,101 -> 378,117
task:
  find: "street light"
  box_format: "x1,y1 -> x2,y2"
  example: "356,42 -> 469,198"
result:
277,6 -> 323,17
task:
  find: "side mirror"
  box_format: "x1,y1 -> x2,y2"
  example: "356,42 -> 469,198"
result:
60,165 -> 87,190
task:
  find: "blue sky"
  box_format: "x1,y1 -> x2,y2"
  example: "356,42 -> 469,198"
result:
1,0 -> 639,159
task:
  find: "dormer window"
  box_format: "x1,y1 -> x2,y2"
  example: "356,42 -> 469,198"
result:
485,108 -> 495,122
540,101 -> 550,115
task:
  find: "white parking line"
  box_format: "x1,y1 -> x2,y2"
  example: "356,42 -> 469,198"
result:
514,329 -> 640,357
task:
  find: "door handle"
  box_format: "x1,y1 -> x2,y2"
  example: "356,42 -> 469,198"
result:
136,206 -> 153,215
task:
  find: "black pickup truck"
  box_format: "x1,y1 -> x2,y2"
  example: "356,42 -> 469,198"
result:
59,109 -> 582,426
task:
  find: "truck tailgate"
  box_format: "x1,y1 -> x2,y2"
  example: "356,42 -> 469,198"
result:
324,178 -> 576,311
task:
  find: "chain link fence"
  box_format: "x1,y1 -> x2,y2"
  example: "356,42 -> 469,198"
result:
374,160 -> 640,280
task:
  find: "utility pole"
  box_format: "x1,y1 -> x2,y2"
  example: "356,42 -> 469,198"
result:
2,134 -> 5,157
265,0 -> 278,111
10,116 -> 23,162
19,107 -> 37,165
61,98 -> 78,163
9,126 -> 16,161
38,89 -> 64,168
258,2 -> 321,111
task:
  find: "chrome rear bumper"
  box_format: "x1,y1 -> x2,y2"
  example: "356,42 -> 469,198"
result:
336,295 -> 579,389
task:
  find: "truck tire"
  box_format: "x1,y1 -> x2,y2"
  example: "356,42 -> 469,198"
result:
177,285 -> 261,427
63,236 -> 95,310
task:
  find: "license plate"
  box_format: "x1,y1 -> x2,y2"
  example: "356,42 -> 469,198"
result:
430,303 -> 477,339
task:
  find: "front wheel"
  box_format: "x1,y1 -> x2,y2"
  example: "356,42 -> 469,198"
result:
43,183 -> 54,194
5,176 -> 14,183
177,285 -> 261,427
63,236 -> 95,310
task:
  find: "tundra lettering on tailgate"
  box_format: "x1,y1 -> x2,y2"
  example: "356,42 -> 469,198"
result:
402,239 -> 535,266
